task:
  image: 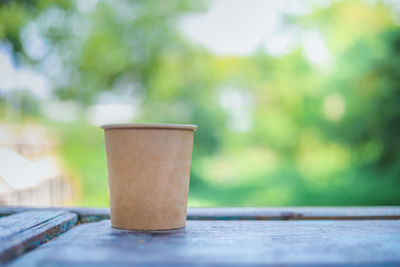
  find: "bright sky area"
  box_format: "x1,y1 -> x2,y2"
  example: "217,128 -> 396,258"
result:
0,0 -> 333,100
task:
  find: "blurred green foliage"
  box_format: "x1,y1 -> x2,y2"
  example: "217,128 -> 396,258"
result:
1,0 -> 399,206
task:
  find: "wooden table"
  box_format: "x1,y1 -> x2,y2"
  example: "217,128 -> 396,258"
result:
1,206 -> 400,266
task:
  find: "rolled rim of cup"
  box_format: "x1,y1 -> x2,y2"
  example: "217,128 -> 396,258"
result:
101,123 -> 198,131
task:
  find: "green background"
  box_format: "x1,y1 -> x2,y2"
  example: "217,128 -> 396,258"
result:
1,0 -> 399,206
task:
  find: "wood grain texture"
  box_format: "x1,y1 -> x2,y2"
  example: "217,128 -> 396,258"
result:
2,206 -> 399,222
187,207 -> 400,220
0,206 -> 110,223
0,210 -> 78,263
9,219 -> 400,266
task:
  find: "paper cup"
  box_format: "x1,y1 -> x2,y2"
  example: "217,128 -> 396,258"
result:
101,123 -> 197,230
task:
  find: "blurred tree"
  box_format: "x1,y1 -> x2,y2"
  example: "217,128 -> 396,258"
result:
0,0 -> 72,61
0,0 -> 399,206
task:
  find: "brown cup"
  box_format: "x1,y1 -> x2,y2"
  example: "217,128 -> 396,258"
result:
101,123 -> 197,230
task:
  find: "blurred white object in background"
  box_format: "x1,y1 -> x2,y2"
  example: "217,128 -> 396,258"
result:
0,148 -> 46,190
0,124 -> 73,206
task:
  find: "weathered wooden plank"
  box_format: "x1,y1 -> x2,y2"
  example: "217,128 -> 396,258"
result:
1,206 -> 400,222
0,206 -> 110,223
53,206 -> 400,221
0,210 -> 78,263
9,219 -> 400,266
0,210 -> 66,239
0,206 -> 24,217
187,207 -> 400,220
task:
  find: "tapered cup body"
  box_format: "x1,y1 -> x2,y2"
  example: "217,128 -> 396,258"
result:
102,123 -> 197,230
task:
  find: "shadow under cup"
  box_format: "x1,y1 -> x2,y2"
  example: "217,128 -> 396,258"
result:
101,123 -> 197,231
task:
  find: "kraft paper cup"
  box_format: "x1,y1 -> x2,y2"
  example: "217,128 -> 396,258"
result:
101,123 -> 197,230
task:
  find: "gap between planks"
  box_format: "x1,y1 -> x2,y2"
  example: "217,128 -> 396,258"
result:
1,206 -> 400,224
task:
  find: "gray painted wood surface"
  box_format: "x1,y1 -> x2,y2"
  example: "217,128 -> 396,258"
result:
187,207 -> 400,220
0,210 -> 77,263
1,206 -> 400,222
9,219 -> 400,266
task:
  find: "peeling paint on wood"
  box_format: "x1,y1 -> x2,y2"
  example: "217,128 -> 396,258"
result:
0,210 -> 78,263
9,219 -> 400,266
1,207 -> 400,265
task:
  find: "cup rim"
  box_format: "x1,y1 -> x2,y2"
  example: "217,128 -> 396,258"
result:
101,123 -> 197,131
